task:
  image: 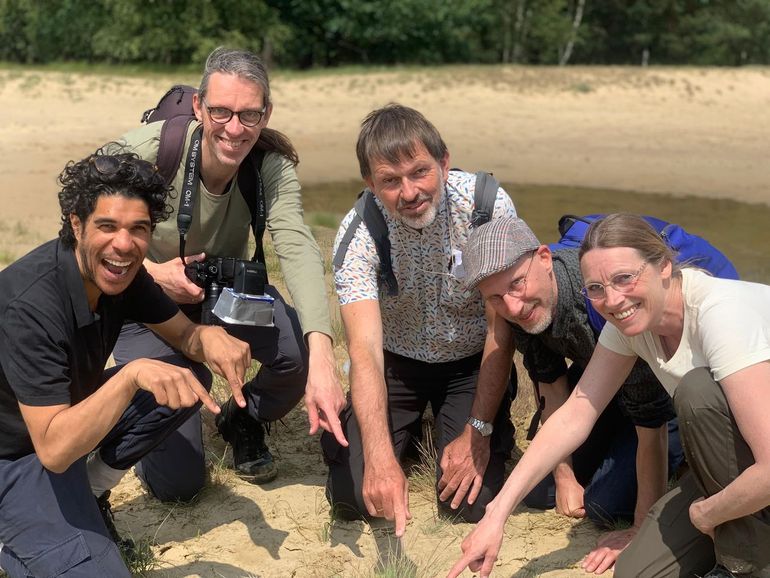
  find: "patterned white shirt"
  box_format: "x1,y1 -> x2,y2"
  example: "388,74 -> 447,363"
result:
333,170 -> 517,363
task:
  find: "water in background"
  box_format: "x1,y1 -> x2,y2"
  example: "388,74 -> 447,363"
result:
302,181 -> 770,284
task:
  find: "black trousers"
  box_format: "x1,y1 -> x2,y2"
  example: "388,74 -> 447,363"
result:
0,355 -> 210,577
322,350 -> 516,523
523,363 -> 685,527
112,285 -> 307,501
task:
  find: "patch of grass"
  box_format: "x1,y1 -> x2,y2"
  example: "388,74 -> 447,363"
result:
13,221 -> 29,237
316,488 -> 337,543
0,250 -> 15,265
330,314 -> 347,352
358,524 -> 454,578
276,499 -> 316,542
418,510 -> 457,537
210,359 -> 261,400
124,537 -> 158,577
407,421 -> 438,502
206,446 -> 236,488
319,518 -> 333,544
19,73 -> 41,92
587,507 -> 633,532
307,211 -> 343,230
302,180 -> 362,215
569,81 -> 593,93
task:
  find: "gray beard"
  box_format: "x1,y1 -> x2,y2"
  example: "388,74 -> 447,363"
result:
396,178 -> 444,229
399,202 -> 438,229
521,282 -> 557,335
521,307 -> 553,335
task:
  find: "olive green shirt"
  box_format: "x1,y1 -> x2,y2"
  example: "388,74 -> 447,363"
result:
119,121 -> 332,337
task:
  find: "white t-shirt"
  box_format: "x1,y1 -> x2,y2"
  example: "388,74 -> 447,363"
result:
599,269 -> 770,395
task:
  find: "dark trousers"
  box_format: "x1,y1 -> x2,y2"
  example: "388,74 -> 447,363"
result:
0,356 -> 210,578
112,285 -> 307,501
616,367 -> 770,578
322,350 -> 516,524
522,365 -> 685,527
523,416 -> 684,526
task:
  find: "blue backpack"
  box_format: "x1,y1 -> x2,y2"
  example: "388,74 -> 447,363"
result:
550,214 -> 740,333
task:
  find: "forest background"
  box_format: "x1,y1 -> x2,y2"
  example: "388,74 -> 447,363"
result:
2,0 -> 770,69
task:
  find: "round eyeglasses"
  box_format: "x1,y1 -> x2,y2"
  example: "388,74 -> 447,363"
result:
486,251 -> 536,303
202,98 -> 266,127
581,262 -> 648,301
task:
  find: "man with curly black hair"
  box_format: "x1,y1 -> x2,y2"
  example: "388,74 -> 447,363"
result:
0,149 -> 251,577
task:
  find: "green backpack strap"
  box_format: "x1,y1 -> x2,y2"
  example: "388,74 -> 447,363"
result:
332,190 -> 399,297
471,171 -> 499,228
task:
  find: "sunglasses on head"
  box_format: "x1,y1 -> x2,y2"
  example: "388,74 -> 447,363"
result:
89,155 -> 159,182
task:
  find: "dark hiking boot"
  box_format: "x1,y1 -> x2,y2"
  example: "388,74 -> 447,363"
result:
96,490 -> 137,560
216,397 -> 278,484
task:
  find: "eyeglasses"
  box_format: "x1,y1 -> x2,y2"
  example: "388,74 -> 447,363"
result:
90,155 -> 158,182
581,262 -> 648,301
202,98 -> 266,127
487,251 -> 536,302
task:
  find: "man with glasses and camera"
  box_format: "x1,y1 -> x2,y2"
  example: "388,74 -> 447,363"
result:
323,104 -> 518,536
108,47 -> 346,502
0,150 -> 251,577
461,216 -> 685,574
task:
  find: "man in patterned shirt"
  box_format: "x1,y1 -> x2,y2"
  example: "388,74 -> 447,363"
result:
323,104 -> 518,536
462,217 -> 685,574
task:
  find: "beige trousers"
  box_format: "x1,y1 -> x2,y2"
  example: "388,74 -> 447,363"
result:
615,367 -> 770,578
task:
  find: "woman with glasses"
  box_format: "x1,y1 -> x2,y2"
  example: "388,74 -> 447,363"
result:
448,213 -> 770,578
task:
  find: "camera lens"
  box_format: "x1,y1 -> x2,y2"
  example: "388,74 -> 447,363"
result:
201,281 -> 223,325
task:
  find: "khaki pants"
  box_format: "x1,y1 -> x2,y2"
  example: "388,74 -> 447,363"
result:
616,367 -> 770,577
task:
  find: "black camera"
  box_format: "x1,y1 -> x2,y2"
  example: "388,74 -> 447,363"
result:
185,257 -> 267,325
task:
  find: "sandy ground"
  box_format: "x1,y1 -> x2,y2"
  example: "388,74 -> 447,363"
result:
2,66 -> 769,577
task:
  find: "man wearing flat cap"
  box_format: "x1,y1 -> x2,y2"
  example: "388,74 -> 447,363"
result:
463,217 -> 684,575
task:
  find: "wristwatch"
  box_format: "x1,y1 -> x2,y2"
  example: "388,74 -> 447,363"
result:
467,416 -> 494,437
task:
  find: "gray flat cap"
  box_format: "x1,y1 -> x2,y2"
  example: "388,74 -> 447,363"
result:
463,217 -> 541,289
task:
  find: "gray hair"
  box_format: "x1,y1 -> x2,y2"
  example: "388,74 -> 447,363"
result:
356,103 -> 448,180
199,47 -> 271,106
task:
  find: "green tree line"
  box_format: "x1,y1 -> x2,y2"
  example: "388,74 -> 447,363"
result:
2,0 -> 768,67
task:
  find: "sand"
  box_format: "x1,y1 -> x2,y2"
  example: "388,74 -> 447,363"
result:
1,65 -> 768,577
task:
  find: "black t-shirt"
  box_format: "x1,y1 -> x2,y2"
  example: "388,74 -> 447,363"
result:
0,239 -> 178,460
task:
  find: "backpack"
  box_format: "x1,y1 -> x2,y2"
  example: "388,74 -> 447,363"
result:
331,171 -> 500,296
550,214 -> 740,333
141,85 -> 267,264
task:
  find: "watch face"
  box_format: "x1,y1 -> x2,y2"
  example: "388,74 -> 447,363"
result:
479,422 -> 493,436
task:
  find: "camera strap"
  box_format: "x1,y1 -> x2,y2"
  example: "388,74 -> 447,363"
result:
177,126 -> 203,261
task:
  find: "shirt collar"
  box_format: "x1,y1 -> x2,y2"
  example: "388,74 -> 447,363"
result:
57,240 -> 95,328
